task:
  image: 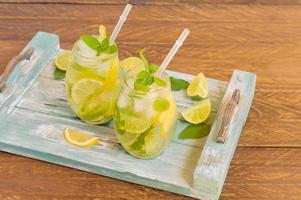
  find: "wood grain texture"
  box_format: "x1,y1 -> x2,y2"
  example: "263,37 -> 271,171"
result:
0,1 -> 300,200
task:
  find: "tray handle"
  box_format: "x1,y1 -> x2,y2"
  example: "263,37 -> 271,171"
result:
216,89 -> 240,143
0,48 -> 34,92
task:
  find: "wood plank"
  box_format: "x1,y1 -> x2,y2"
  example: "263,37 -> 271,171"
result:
2,0 -> 301,6
240,119 -> 301,147
0,19 -> 301,46
1,3 -> 301,23
1,41 -> 300,90
0,147 -> 300,199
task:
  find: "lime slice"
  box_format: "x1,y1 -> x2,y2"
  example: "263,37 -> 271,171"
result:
144,125 -> 163,154
54,51 -> 72,71
187,73 -> 208,99
119,131 -> 142,146
181,99 -> 211,124
81,100 -> 111,124
120,57 -> 145,74
124,115 -> 151,134
71,79 -> 103,104
64,128 -> 99,147
153,98 -> 170,112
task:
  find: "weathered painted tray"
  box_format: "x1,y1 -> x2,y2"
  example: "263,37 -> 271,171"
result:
0,32 -> 256,200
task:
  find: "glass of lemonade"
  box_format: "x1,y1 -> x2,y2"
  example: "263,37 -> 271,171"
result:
66,26 -> 120,124
114,51 -> 177,159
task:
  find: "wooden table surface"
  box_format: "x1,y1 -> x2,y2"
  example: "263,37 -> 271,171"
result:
0,0 -> 301,199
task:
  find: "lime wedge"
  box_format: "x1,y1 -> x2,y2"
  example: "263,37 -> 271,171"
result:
71,79 -> 103,104
124,115 -> 151,134
120,57 -> 145,74
144,125 -> 162,154
187,73 -> 208,98
181,99 -> 211,124
54,51 -> 72,71
64,128 -> 99,147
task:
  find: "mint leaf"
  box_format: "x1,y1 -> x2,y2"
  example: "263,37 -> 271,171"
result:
137,71 -> 149,79
134,81 -> 150,92
170,76 -> 189,91
154,77 -> 166,87
153,98 -> 170,112
149,64 -> 159,73
100,38 -> 110,50
178,124 -> 211,140
53,67 -> 66,80
109,44 -> 118,53
136,71 -> 154,86
81,35 -> 118,55
80,35 -> 101,52
139,48 -> 148,70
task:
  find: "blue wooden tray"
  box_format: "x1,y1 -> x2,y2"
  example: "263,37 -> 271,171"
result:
0,32 -> 256,200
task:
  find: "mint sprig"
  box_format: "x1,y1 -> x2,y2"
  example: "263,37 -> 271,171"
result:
170,76 -> 189,91
80,35 -> 118,55
134,49 -> 166,92
178,124 -> 211,140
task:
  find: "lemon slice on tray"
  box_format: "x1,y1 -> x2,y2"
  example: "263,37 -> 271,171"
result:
187,73 -> 208,99
64,128 -> 100,147
181,99 -> 211,124
54,51 -> 72,71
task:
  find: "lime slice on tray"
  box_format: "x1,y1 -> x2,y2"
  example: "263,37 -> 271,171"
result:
64,128 -> 99,147
54,51 -> 72,71
187,73 -> 208,99
181,99 -> 211,124
71,79 -> 103,104
120,57 -> 145,74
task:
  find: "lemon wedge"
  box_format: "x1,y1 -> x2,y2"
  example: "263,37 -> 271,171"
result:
64,128 -> 99,147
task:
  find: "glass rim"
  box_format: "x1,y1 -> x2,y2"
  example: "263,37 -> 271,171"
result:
122,68 -> 170,98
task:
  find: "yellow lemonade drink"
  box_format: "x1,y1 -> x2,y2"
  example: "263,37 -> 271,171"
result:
114,50 -> 177,159
66,26 -> 120,124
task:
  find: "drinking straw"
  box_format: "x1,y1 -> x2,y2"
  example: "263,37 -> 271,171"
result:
157,28 -> 190,76
110,4 -> 133,42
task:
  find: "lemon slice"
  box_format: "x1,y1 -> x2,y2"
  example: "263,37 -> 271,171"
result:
182,99 -> 211,124
54,51 -> 72,71
99,25 -> 107,39
71,79 -> 103,104
187,73 -> 208,99
64,128 -> 100,147
124,115 -> 151,134
120,57 -> 145,74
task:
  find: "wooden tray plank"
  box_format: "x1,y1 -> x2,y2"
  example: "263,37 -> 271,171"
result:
192,70 -> 256,199
1,107 -> 203,198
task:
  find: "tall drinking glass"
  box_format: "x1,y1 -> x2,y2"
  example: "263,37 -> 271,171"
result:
114,68 -> 177,159
65,34 -> 120,124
